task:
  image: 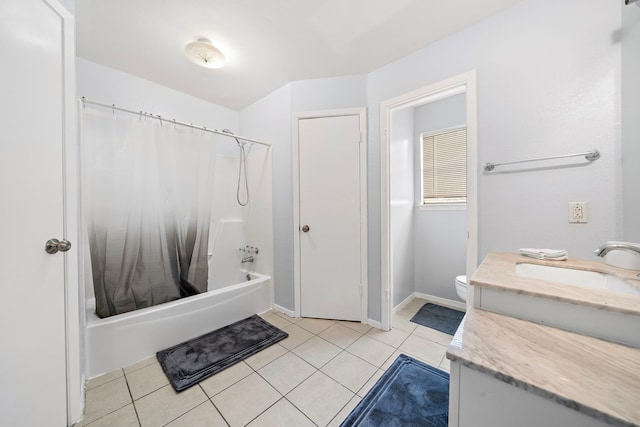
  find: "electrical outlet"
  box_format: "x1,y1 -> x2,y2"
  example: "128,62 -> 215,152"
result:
568,201 -> 588,223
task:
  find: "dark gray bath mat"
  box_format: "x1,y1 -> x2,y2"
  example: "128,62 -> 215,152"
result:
340,354 -> 449,426
157,314 -> 288,391
410,303 -> 465,335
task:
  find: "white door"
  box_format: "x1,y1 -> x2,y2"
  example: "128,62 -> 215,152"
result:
298,114 -> 363,321
0,0 -> 72,425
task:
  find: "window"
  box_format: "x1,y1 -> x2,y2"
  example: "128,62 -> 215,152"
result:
421,126 -> 467,205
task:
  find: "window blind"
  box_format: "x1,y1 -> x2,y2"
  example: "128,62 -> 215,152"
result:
422,127 -> 466,204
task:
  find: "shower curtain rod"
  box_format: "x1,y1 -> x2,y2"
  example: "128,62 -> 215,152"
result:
80,97 -> 271,147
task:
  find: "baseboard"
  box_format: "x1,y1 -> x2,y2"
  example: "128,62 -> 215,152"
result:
393,293 -> 416,313
273,304 -> 295,318
413,292 -> 466,311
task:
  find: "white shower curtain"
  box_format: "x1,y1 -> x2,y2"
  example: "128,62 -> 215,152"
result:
82,107 -> 217,318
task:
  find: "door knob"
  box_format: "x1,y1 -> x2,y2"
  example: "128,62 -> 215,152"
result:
45,238 -> 72,254
302,225 -> 310,232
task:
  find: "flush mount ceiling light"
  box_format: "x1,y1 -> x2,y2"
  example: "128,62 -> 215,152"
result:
184,38 -> 226,69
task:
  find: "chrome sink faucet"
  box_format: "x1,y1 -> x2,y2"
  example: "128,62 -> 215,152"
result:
594,241 -> 640,257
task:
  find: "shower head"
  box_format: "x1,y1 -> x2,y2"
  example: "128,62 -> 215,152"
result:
626,0 -> 640,7
221,128 -> 244,147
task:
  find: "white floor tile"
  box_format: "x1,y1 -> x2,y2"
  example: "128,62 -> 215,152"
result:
412,324 -> 454,346
85,369 -> 124,391
346,336 -> 396,367
327,395 -> 362,427
165,401 -> 228,427
279,324 -> 314,350
357,369 -> 385,398
321,351 -> 377,393
439,354 -> 451,372
399,335 -> 448,366
319,324 -> 363,348
391,315 -> 418,333
77,403 -> 139,427
337,320 -> 373,334
258,352 -> 316,394
292,336 -> 342,368
199,361 -> 254,398
211,373 -> 281,427
296,317 -> 336,334
244,343 -> 288,370
287,371 -> 354,427
261,312 -> 292,329
126,360 -> 169,400
246,398 -> 315,427
124,356 -> 157,375
366,326 -> 411,348
135,384 -> 207,427
82,376 -> 132,425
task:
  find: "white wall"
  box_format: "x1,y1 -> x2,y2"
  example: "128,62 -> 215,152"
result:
240,75 -> 367,310
239,84 -> 294,308
622,5 -> 640,241
390,108 -> 415,307
366,0 -> 621,320
77,59 -> 238,132
413,94 -> 467,301
291,75 -> 368,112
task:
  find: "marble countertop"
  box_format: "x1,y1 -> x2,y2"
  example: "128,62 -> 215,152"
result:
470,252 -> 640,315
447,308 -> 640,426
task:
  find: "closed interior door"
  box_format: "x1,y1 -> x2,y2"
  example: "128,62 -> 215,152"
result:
298,115 -> 362,321
0,0 -> 68,424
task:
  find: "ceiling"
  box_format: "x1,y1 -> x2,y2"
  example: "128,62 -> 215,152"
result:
76,0 -> 522,111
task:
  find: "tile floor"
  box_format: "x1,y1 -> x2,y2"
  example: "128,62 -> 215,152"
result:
75,298 -> 454,427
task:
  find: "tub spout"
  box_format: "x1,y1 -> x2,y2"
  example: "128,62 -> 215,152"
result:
241,255 -> 254,263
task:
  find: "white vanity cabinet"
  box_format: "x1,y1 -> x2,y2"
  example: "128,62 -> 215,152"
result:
448,363 -> 610,427
446,308 -> 640,427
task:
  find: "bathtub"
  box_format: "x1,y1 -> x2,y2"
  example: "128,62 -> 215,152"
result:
85,272 -> 272,378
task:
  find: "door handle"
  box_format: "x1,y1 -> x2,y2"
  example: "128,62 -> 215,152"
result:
301,225 -> 310,232
45,238 -> 72,254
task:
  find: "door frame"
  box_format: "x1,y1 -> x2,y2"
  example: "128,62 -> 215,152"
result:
57,0 -> 82,422
380,71 -> 478,331
292,108 -> 368,322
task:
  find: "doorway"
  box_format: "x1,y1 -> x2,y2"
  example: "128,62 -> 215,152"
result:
293,109 -> 368,322
380,72 -> 478,331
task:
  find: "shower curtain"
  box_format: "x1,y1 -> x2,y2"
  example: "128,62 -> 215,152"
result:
82,107 -> 217,318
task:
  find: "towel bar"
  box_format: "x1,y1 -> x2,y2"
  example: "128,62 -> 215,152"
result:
484,149 -> 600,172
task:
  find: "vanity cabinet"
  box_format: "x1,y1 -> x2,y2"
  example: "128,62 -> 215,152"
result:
448,363 -> 609,427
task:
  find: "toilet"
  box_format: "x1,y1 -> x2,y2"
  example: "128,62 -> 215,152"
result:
455,275 -> 467,302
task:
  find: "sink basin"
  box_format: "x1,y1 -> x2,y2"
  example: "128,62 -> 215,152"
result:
515,263 -> 640,296
471,253 -> 640,348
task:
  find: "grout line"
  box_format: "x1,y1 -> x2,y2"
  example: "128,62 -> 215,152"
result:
122,373 -> 142,427
207,397 -> 231,427
282,396 -> 320,427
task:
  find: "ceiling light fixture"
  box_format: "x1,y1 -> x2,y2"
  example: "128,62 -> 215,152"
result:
184,38 -> 226,69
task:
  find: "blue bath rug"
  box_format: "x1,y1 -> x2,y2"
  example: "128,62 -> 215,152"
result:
157,314 -> 288,392
340,354 -> 449,427
410,303 -> 465,335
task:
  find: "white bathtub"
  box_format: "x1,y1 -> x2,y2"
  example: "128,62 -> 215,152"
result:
85,272 -> 272,378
